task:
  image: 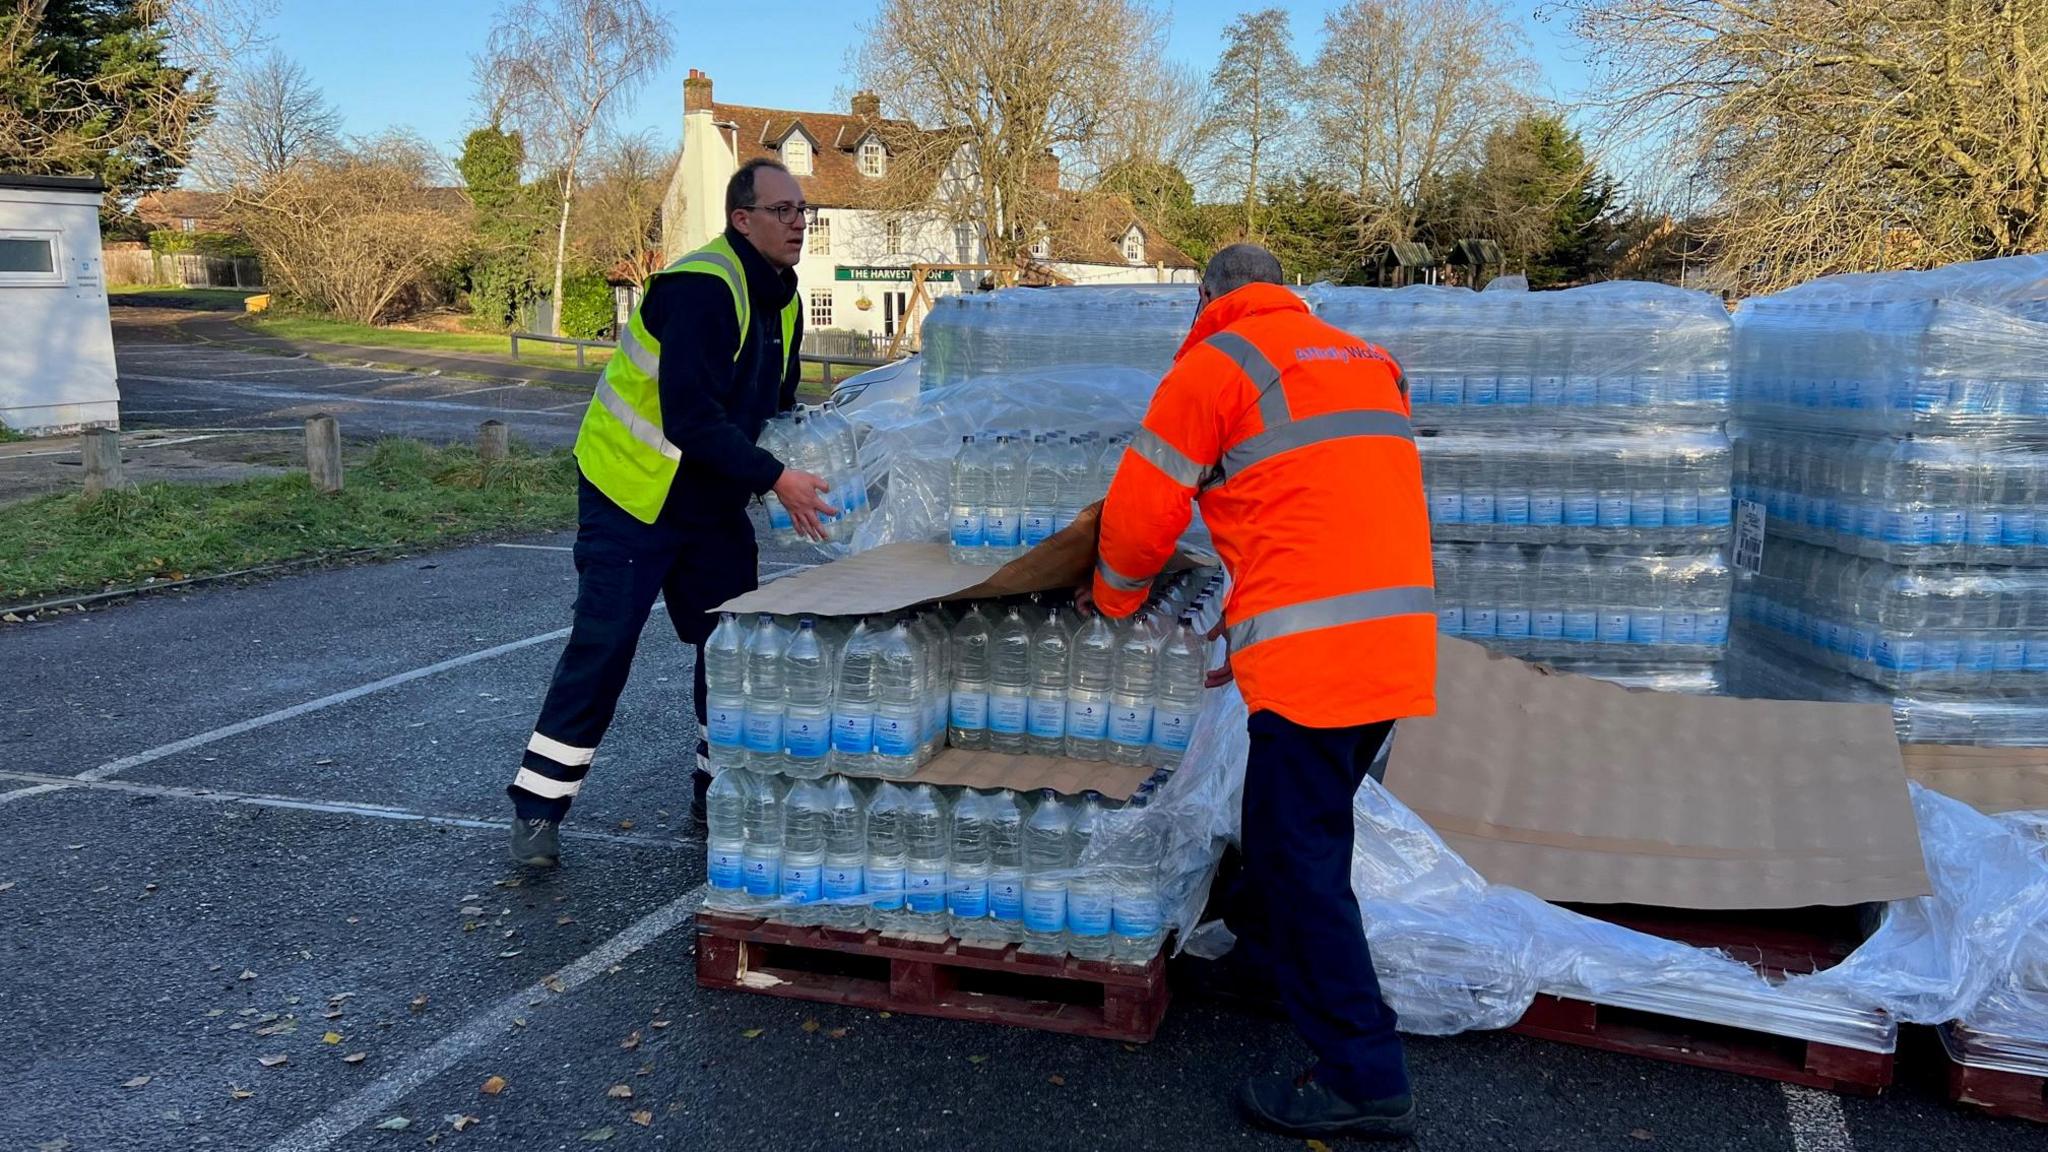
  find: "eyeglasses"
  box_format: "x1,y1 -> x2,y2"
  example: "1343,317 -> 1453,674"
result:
746,201 -> 809,225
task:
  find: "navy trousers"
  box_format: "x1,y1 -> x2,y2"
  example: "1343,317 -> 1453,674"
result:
1232,710 -> 1408,1102
509,477 -> 757,822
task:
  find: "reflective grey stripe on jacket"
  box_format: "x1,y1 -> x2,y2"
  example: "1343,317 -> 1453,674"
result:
1195,330 -> 1414,489
594,374 -> 682,461
1096,556 -> 1151,593
1226,585 -> 1436,652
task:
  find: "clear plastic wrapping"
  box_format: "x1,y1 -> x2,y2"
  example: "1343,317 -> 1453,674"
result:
1732,254 -> 2048,437
1542,660 -> 1725,695
1942,811 -> 2048,1077
1724,641 -> 2048,747
1421,427 -> 1732,546
920,285 -> 1201,389
1734,538 -> 2048,692
1433,543 -> 1731,663
1734,431 -> 2048,567
1307,281 -> 1734,427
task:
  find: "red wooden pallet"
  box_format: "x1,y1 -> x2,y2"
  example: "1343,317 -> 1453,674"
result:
1938,1026 -> 2048,1124
694,912 -> 1170,1043
1506,903 -> 1894,1094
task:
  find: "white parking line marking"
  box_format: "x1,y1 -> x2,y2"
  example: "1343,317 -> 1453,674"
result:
493,543 -> 573,552
439,384 -> 526,399
213,364 -> 348,376
1782,1084 -> 1855,1152
259,884 -> 705,1152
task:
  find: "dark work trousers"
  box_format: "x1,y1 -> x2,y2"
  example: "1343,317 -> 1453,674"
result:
508,477 -> 758,822
1229,710 -> 1407,1103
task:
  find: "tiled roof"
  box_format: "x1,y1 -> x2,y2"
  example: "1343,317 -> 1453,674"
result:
1041,192 -> 1198,270
134,189 -> 228,224
710,101 -> 949,211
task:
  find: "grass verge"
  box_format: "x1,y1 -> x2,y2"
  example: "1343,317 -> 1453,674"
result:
0,439 -> 577,606
107,286 -> 258,310
246,314 -> 594,366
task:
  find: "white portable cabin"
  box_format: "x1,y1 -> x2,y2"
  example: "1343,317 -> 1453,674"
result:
0,173 -> 119,433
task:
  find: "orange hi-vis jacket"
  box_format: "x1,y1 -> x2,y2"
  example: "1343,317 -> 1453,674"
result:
1092,282 -> 1438,728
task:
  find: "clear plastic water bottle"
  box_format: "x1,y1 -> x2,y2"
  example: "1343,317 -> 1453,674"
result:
1095,435 -> 1127,505
831,618 -> 879,774
873,620 -> 925,777
1026,608 -> 1071,755
1151,613 -> 1205,768
985,788 -> 1026,944
820,774 -> 867,930
739,768 -> 786,906
949,435 -> 988,564
782,618 -> 831,779
1559,546 -> 1598,643
703,768 -> 748,911
916,610 -> 951,759
988,604 -> 1033,754
816,400 -> 866,524
757,417 -> 799,546
789,414 -> 839,540
1021,789 -> 1071,956
901,783 -> 950,936
1054,435 -> 1091,532
742,615 -> 786,773
1065,612 -> 1115,761
1107,618 -> 1158,766
864,781 -> 908,932
1022,434 -> 1062,548
1065,791 -> 1112,960
778,778 -> 829,925
947,788 -> 993,940
1531,548 -> 1565,643
703,613 -> 748,771
948,606 -> 992,750
985,434 -> 1026,561
1108,793 -> 1164,964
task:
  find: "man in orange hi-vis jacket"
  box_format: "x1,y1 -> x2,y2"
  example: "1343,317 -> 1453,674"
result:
1087,244 -> 1437,1141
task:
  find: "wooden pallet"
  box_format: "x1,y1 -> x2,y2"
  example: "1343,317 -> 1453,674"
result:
694,912 -> 1170,1043
1506,903 -> 1894,1094
1936,1026 -> 2048,1124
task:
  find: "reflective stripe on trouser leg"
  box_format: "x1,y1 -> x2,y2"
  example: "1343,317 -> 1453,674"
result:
1227,585 -> 1436,653
1096,556 -> 1151,593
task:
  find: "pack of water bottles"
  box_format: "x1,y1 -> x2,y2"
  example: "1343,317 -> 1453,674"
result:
1421,428 -> 1733,546
944,431 -> 1129,565
1734,432 -> 2048,567
1724,643 -> 2048,746
920,285 -> 1201,389
1432,543 -> 1732,662
757,400 -> 872,549
1308,281 -> 1734,428
1733,538 -> 2048,693
1732,253 -> 2048,436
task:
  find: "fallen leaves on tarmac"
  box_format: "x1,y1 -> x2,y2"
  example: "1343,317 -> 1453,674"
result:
121,1075 -> 152,1088
740,1028 -> 764,1039
480,1075 -> 507,1095
257,1055 -> 287,1068
374,1117 -> 410,1131
630,1110 -> 652,1127
343,1052 -> 367,1064
582,1126 -> 615,1141
606,1084 -> 633,1099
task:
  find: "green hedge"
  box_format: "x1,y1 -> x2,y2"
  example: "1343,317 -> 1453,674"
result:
148,230 -> 256,259
557,270 -> 614,340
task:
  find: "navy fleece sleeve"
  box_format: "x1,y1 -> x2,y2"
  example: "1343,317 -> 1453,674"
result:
650,275 -> 786,495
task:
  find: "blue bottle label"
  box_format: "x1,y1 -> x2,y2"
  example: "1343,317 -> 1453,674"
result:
1465,492 -> 1496,523
768,497 -> 794,531
949,512 -> 984,547
1113,895 -> 1162,937
823,864 -> 863,901
780,863 -> 822,904
905,865 -> 947,914
874,714 -> 917,756
1630,612 -> 1666,645
985,512 -> 1021,548
1029,696 -> 1068,740
947,877 -> 989,919
1667,493 -> 1701,526
1565,376 -> 1599,406
1497,492 -> 1531,525
1497,609 -> 1531,638
1960,637 -> 1997,674
949,690 -> 988,729
1630,494 -> 1667,527
1563,611 -> 1597,642
988,692 -> 1028,735
1436,606 -> 1465,634
1995,639 -> 2028,672
2003,512 -> 2036,547
1064,698 -> 1107,741
1023,885 -> 1066,933
1532,610 -> 1564,639
1108,704 -> 1153,746
866,866 -> 905,910
1067,889 -> 1112,937
1705,498 -> 1733,527
1565,496 -> 1599,526
990,874 -> 1024,922
2026,639 -> 2048,673
1022,513 -> 1055,546
708,847 -> 743,890
1666,612 -> 1699,646
1469,375 -> 1499,406
1598,496 -> 1631,526
785,715 -> 829,761
1152,707 -> 1196,752
1967,511 -> 2004,547
743,854 -> 779,897
743,710 -> 783,754
831,712 -> 873,754
1435,376 -> 1465,405
1498,375 -> 1532,406
706,704 -> 744,747
1465,608 -> 1497,637
1534,375 -> 1564,406
1933,510 -> 1966,545
1597,611 -> 1630,644
1429,491 -> 1464,524
1407,375 -> 1433,405
1530,494 -> 1563,525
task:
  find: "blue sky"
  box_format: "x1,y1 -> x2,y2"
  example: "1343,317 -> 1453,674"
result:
265,1 -> 1592,160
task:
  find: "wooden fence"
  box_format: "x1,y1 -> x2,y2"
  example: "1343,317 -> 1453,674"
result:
102,245 -> 263,290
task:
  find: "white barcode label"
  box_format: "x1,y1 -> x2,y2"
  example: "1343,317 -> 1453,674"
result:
1734,499 -> 1766,572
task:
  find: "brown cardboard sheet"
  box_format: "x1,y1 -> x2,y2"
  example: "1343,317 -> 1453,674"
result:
1901,745 -> 2048,815
891,747 -> 1151,800
1382,638 -> 1931,910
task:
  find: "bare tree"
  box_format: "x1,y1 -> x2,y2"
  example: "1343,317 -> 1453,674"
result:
1205,7 -> 1303,238
232,133 -> 470,324
1081,58 -> 1211,187
1557,0 -> 2048,292
195,51 -> 341,189
570,130 -> 673,285
1312,0 -> 1536,255
480,0 -> 672,335
856,0 -> 1164,264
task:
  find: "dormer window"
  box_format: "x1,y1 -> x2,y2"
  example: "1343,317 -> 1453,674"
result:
860,138 -> 887,177
1029,229 -> 1050,260
783,134 -> 812,175
1122,227 -> 1145,264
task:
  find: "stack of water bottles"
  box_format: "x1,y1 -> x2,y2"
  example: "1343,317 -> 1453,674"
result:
758,400 -> 870,547
1728,255 -> 2048,745
920,285 -> 1200,389
1312,281 -> 1739,679
946,431 -> 1130,565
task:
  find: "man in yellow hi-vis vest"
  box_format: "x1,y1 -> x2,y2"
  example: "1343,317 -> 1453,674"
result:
508,159 -> 834,866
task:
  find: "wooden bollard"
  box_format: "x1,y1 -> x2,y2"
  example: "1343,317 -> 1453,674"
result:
82,427 -> 122,496
304,414 -> 343,493
477,419 -> 509,464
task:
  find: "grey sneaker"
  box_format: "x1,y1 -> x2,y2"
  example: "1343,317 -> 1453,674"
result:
1238,1071 -> 1415,1140
509,817 -> 561,867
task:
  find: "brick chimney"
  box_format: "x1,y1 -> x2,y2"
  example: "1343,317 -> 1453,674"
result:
850,90 -> 881,119
684,69 -> 714,113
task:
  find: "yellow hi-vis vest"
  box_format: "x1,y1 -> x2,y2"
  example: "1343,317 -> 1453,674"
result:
574,233 -> 800,524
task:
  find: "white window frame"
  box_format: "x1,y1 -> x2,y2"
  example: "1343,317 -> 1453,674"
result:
783,135 -> 812,175
809,288 -> 833,329
180,217 -> 197,233
1123,228 -> 1145,264
860,138 -> 887,178
884,218 -> 902,253
0,230 -> 64,286
808,210 -> 831,256
953,222 -> 974,260
1029,232 -> 1051,260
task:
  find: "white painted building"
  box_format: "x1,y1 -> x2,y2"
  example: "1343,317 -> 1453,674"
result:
660,70 -> 1199,347
0,174 -> 118,433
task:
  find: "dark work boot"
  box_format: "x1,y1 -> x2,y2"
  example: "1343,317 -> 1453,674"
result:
509,817 -> 562,868
1237,1071 -> 1415,1140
